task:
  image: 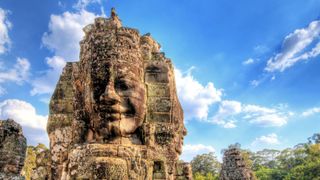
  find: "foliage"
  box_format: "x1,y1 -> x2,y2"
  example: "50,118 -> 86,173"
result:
191,133 -> 320,180
255,166 -> 286,180
191,152 -> 221,178
21,143 -> 49,180
241,149 -> 254,169
194,172 -> 219,180
251,133 -> 320,180
21,146 -> 37,180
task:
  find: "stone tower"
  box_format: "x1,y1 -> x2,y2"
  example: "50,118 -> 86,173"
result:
0,119 -> 27,180
47,9 -> 192,179
220,146 -> 255,180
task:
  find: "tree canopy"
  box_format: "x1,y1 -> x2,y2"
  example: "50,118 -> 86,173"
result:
190,133 -> 320,180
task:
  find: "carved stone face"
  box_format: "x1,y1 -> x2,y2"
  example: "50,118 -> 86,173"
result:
97,62 -> 146,138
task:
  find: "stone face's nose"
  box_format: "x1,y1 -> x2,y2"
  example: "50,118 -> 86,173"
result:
100,81 -> 120,104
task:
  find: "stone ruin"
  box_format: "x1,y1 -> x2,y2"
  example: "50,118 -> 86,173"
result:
47,8 -> 192,179
22,143 -> 51,180
0,119 -> 27,180
220,146 -> 255,180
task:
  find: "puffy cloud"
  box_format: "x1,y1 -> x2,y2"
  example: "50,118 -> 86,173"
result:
251,133 -> 280,147
180,144 -> 216,162
266,20 -> 320,72
254,45 -> 269,54
211,100 -> 241,128
210,101 -> 290,128
0,99 -> 48,130
0,86 -> 6,96
0,57 -> 30,84
42,10 -> 99,61
30,56 -> 66,95
242,58 -> 255,65
302,107 -> 320,117
243,104 -> 289,127
0,8 -> 11,54
175,68 -> 223,120
73,0 -> 103,10
33,9 -> 101,96
250,79 -> 261,87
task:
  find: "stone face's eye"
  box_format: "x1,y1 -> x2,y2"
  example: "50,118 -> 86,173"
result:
115,79 -> 130,91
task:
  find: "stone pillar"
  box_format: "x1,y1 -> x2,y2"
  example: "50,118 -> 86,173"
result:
0,119 -> 27,180
220,147 -> 256,180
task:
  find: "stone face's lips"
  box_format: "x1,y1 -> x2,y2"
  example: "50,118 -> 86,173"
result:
102,104 -> 132,121
106,113 -> 120,121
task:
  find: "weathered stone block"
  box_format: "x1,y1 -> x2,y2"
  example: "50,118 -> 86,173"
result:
0,119 -> 27,180
146,112 -> 171,123
148,97 -> 172,112
147,84 -> 170,97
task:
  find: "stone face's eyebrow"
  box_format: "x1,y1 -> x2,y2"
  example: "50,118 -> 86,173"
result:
116,71 -> 141,83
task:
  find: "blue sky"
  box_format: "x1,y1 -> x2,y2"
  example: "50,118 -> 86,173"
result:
0,0 -> 320,161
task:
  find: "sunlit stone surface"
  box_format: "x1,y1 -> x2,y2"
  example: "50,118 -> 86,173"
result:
47,8 -> 192,180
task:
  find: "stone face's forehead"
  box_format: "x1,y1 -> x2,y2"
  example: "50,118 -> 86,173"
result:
114,64 -> 143,82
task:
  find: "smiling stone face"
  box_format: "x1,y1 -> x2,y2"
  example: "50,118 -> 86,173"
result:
47,9 -> 192,179
74,15 -> 146,143
96,62 -> 146,138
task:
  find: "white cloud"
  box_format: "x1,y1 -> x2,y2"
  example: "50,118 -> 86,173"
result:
254,45 -> 268,54
209,101 -> 290,128
0,99 -> 48,130
242,58 -> 255,65
181,144 -> 215,162
243,104 -> 288,127
30,56 -> 66,95
73,0 -> 103,11
0,57 -> 30,84
175,68 -> 223,120
211,100 -> 241,128
250,79 -> 261,87
251,133 -> 280,147
0,86 -> 6,96
266,20 -> 320,72
223,121 -> 237,128
26,131 -> 49,147
39,97 -> 50,104
302,107 -> 320,117
33,9 -> 102,96
0,8 -> 11,54
42,10 -> 99,61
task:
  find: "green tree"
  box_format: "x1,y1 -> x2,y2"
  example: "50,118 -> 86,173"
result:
194,172 -> 219,180
21,146 -> 37,180
252,133 -> 320,179
251,149 -> 281,170
284,160 -> 320,180
240,149 -> 254,169
191,152 -> 221,178
21,143 -> 49,180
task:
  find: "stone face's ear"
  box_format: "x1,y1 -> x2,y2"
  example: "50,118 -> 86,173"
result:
145,62 -> 169,83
